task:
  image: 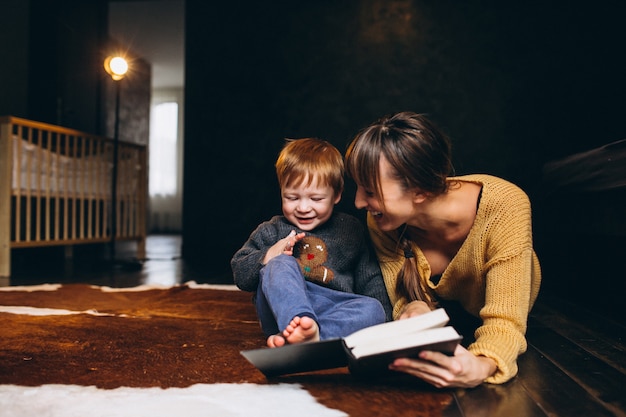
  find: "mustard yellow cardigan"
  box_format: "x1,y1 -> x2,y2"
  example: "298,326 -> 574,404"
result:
367,174 -> 541,384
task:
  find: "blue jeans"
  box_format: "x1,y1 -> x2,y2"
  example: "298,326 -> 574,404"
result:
255,255 -> 386,340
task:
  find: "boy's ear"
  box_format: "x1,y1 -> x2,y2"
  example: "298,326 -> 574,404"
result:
333,192 -> 342,205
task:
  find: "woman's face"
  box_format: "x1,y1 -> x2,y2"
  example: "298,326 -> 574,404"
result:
354,155 -> 417,232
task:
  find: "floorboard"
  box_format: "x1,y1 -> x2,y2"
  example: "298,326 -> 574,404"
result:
519,346 -> 620,417
527,320 -> 626,416
531,297 -> 626,371
452,377 -> 548,417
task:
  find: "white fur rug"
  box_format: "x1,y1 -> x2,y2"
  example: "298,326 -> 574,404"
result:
0,383 -> 346,417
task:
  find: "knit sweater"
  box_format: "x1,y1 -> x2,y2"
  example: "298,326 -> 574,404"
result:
367,174 -> 541,384
231,212 -> 393,321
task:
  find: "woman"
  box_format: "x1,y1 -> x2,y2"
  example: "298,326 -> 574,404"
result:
344,112 -> 541,387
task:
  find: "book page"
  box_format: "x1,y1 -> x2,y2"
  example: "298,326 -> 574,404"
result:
349,326 -> 461,359
343,308 -> 450,348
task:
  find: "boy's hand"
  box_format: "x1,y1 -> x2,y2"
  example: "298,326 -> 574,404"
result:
262,230 -> 306,264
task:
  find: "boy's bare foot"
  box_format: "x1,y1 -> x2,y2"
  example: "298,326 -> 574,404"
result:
266,334 -> 287,348
283,316 -> 320,344
266,316 -> 320,348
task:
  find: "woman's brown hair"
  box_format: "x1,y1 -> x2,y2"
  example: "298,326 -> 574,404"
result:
345,112 -> 453,307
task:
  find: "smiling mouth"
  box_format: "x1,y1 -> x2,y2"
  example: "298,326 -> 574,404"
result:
370,211 -> 382,218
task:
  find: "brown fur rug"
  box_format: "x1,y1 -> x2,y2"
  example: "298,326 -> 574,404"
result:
0,283 -> 455,416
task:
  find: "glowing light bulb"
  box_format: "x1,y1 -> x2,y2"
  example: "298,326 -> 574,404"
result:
104,56 -> 129,80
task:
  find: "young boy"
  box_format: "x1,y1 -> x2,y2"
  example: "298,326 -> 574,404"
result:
231,138 -> 392,347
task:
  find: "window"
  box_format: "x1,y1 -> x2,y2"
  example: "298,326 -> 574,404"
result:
149,102 -> 178,196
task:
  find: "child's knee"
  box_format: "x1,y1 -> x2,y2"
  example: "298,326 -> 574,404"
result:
262,255 -> 298,279
265,254 -> 299,271
363,299 -> 386,325
260,255 -> 306,294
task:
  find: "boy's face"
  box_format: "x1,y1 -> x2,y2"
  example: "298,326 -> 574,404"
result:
281,176 -> 341,232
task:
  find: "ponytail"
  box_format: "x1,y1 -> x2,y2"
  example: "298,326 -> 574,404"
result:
395,238 -> 438,309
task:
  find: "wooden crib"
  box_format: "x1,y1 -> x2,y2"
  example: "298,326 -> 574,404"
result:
0,116 -> 147,278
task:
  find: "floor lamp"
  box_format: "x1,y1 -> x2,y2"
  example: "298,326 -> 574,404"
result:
104,56 -> 128,262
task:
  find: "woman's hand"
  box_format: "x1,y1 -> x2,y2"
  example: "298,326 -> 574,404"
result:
399,300 -> 432,319
262,230 -> 306,264
389,344 -> 497,388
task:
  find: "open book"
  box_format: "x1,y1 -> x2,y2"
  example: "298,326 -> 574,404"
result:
241,308 -> 462,378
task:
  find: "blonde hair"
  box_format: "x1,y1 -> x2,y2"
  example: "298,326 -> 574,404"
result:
276,138 -> 344,197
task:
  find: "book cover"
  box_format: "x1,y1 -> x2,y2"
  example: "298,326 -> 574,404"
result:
241,309 -> 462,378
346,328 -> 461,377
241,338 -> 348,378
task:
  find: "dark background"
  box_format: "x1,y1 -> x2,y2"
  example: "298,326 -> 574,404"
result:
2,0 -> 625,316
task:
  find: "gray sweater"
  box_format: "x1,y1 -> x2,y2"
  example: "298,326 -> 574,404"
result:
231,212 -> 393,321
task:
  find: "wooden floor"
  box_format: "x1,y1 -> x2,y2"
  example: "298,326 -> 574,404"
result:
5,234 -> 232,289
3,234 -> 626,417
463,295 -> 626,417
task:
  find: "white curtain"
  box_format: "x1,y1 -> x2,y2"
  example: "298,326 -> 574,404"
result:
149,88 -> 184,232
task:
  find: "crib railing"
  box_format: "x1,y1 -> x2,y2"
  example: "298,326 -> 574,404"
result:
0,116 -> 147,277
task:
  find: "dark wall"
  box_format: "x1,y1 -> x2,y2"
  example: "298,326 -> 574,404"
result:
1,0 -> 150,143
0,0 -> 30,117
1,0 -> 106,130
24,0 -> 108,133
184,0 -> 626,312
